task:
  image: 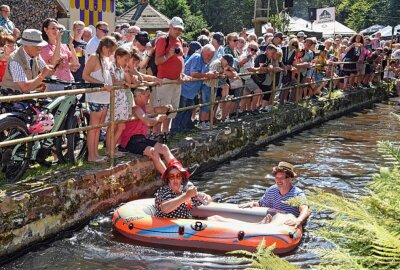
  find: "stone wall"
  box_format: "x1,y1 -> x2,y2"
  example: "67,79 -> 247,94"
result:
2,0 -> 59,31
0,86 -> 390,261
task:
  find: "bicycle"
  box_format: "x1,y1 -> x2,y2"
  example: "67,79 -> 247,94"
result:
0,79 -> 104,182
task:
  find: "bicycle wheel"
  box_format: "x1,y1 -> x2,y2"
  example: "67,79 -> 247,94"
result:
0,117 -> 32,182
56,108 -> 89,163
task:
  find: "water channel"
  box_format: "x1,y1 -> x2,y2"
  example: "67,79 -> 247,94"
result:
3,98 -> 400,270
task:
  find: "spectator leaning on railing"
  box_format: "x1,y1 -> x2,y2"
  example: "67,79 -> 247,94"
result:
170,44 -> 218,133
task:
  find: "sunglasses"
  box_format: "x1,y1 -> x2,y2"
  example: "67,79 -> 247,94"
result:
99,28 -> 109,34
249,47 -> 258,52
168,173 -> 183,180
232,39 -> 239,42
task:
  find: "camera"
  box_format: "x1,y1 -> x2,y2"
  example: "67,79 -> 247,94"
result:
317,44 -> 325,51
174,47 -> 181,54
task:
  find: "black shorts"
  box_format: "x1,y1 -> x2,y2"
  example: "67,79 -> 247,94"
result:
216,87 -> 222,98
260,84 -> 272,101
125,134 -> 157,155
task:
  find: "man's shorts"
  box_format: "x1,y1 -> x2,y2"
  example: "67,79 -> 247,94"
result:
244,78 -> 259,93
152,79 -> 181,118
200,86 -> 211,113
125,134 -> 157,155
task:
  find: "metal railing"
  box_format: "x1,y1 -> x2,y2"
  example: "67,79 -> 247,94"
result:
0,59 -> 390,171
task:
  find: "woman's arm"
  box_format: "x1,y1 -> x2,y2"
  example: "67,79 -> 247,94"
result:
159,186 -> 197,214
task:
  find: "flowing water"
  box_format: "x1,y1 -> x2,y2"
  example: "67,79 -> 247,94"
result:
3,98 -> 400,270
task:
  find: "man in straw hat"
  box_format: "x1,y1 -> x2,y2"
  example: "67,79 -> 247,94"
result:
2,29 -> 54,94
240,161 -> 310,227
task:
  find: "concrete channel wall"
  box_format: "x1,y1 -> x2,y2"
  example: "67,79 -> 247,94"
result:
0,86 -> 390,261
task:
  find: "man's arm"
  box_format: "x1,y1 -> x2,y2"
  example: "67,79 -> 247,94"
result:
10,61 -> 53,93
133,106 -> 166,127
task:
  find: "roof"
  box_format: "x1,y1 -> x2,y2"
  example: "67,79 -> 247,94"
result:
117,3 -> 170,31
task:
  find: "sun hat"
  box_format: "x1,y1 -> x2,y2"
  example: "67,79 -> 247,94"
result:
170,17 -> 184,30
161,159 -> 190,185
272,161 -> 297,178
18,29 -> 48,47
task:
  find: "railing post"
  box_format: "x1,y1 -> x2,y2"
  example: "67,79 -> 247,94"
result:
328,62 -> 335,99
109,88 -> 115,167
270,70 -> 276,107
296,68 -> 301,102
209,78 -> 216,131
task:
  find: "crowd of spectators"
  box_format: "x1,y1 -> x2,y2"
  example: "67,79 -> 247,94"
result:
1,6 -> 399,165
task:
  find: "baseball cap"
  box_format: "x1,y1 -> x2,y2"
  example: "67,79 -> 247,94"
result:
213,32 -> 225,46
170,17 -> 184,30
135,31 -> 150,46
222,54 -> 234,67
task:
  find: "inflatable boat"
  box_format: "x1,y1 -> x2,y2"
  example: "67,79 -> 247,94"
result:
112,198 -> 302,254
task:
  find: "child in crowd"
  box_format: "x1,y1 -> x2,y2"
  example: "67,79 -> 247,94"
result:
83,36 -> 117,163
106,47 -> 133,157
313,49 -> 328,96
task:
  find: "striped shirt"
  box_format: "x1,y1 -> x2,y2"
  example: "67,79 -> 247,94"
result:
258,185 -> 307,217
9,47 -> 46,82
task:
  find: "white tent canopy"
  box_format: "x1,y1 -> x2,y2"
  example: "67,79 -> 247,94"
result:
373,25 -> 400,37
360,24 -> 384,34
246,16 -> 356,37
312,21 -> 356,37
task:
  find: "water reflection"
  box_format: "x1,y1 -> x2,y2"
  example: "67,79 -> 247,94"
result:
3,99 -> 400,270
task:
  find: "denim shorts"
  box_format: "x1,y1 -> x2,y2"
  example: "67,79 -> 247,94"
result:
88,102 -> 109,112
200,86 -> 211,112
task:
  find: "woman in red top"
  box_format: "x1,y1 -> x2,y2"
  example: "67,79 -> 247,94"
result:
0,33 -> 16,83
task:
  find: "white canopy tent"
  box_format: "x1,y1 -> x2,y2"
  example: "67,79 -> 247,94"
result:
373,25 -> 400,37
246,16 -> 356,37
360,24 -> 384,35
311,21 -> 356,37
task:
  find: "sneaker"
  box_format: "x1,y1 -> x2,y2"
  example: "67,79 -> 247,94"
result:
260,108 -> 270,113
199,122 -> 210,131
251,109 -> 260,115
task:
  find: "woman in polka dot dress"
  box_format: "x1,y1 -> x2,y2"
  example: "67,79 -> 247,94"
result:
155,160 -> 211,219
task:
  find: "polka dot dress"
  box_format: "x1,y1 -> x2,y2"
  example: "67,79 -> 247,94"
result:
155,186 -> 202,219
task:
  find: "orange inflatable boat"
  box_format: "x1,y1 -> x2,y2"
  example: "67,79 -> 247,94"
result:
112,198 -> 302,254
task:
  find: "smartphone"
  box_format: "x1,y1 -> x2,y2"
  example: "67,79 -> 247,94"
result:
61,30 -> 71,44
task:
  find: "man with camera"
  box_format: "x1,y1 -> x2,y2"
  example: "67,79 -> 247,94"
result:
153,17 -> 188,139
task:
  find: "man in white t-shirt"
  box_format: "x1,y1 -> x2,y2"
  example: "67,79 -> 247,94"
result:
85,21 -> 109,62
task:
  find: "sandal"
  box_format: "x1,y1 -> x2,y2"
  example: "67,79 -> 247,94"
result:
88,156 -> 108,163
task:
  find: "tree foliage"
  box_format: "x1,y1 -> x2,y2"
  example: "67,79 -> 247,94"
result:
309,114 -> 400,270
228,240 -> 300,270
117,0 -> 400,39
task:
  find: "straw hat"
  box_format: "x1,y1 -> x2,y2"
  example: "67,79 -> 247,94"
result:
272,161 -> 297,178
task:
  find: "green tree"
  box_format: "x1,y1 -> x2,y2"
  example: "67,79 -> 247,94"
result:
151,0 -> 208,41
